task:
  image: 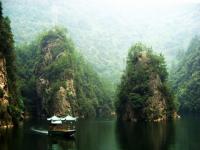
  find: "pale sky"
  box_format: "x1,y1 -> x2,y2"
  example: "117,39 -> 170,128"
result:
111,0 -> 199,4
104,0 -> 200,7
91,0 -> 200,12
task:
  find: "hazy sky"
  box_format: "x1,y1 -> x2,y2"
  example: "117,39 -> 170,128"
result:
107,0 -> 199,5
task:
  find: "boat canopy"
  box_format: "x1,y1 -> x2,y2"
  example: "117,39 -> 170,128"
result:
47,115 -> 61,121
47,115 -> 77,121
51,120 -> 62,124
61,115 -> 77,121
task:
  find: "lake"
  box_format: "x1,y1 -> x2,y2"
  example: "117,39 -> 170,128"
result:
0,114 -> 200,150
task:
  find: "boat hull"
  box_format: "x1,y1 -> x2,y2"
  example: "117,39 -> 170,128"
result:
48,130 -> 76,138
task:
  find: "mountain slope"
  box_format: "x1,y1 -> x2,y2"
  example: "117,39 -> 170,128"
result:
170,37 -> 200,112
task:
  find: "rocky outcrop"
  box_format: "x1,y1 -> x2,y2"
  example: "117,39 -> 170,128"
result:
36,78 -> 76,116
35,34 -> 76,117
120,74 -> 168,121
117,44 -> 177,122
0,56 -> 13,127
52,79 -> 76,116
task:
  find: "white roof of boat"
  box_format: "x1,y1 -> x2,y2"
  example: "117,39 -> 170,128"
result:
47,115 -> 77,121
47,115 -> 61,121
61,115 -> 77,121
51,120 -> 62,124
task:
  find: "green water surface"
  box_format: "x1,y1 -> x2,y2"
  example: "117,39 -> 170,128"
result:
0,114 -> 200,150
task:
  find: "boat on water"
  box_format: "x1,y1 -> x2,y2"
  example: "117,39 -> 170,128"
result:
47,115 -> 77,138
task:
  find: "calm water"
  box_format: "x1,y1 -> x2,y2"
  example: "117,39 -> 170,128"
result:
0,114 -> 200,150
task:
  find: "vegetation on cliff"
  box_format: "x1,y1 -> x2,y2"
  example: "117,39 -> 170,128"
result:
116,43 -> 177,121
16,27 -> 113,118
0,1 -> 23,126
170,36 -> 200,113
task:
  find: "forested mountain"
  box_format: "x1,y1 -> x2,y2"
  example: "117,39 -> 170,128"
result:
2,0 -> 200,84
16,28 -> 113,118
0,1 -> 23,127
116,43 -> 178,121
170,37 -> 200,113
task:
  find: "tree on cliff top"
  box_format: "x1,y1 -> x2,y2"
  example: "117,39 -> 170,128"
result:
116,43 -> 177,121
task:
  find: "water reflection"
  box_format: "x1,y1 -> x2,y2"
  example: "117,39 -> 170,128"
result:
76,119 -> 119,150
0,127 -> 24,150
2,116 -> 200,150
171,114 -> 200,150
0,120 -> 76,150
48,137 -> 76,150
116,120 -> 176,150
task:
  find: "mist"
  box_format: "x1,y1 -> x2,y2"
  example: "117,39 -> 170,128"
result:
2,0 -> 200,82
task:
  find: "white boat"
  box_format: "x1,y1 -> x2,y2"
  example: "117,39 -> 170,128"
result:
47,115 -> 77,137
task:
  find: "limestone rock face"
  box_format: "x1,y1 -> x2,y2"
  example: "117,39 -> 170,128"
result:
144,73 -> 167,121
120,73 -> 167,122
36,77 -> 50,116
52,80 -> 75,116
0,57 -> 12,127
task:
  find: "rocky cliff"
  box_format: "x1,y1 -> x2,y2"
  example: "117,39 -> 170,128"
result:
116,43 -> 177,122
0,2 -> 23,127
0,56 -> 12,127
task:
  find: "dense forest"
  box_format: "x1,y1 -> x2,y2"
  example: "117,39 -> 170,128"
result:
16,27 -> 113,118
116,43 -> 178,121
170,36 -> 200,113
